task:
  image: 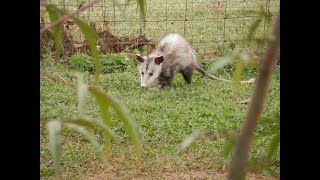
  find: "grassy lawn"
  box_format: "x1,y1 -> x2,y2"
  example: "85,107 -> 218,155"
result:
40,54 -> 279,179
41,0 -> 280,178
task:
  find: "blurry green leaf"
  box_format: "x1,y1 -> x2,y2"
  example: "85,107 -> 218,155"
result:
238,53 -> 250,63
223,132 -> 237,158
267,132 -> 280,160
63,115 -> 117,163
247,18 -> 263,42
89,81 -> 113,161
233,59 -> 244,93
208,55 -> 234,74
64,123 -> 107,163
179,129 -> 199,152
248,57 -> 258,67
63,116 -> 117,139
46,5 -> 63,63
89,86 -> 141,156
75,73 -> 88,116
72,17 -> 101,85
47,120 -> 62,177
223,139 -> 235,158
89,81 -> 113,126
247,6 -> 273,43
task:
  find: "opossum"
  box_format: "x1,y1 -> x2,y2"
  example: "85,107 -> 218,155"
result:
135,33 -> 252,89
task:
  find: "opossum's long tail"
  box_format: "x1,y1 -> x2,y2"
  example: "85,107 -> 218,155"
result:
194,63 -> 231,82
194,63 -> 256,84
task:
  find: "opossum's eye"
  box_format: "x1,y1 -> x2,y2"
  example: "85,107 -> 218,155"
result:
141,72 -> 144,75
149,73 -> 153,76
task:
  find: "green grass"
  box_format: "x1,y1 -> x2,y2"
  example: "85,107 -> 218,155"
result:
40,55 -> 280,179
40,1 -> 280,178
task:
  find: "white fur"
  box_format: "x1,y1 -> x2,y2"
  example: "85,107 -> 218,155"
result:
137,33 -> 197,88
139,56 -> 163,87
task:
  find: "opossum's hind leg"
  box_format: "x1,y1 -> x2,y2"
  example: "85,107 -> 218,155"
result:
182,69 -> 193,84
182,64 -> 195,84
157,75 -> 173,89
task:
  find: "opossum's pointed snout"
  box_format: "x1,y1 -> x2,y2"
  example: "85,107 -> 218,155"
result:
141,84 -> 147,88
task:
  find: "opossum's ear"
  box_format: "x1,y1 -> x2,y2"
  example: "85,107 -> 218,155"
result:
154,56 -> 164,65
135,54 -> 145,63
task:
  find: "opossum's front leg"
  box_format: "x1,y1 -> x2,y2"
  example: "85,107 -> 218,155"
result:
157,75 -> 173,89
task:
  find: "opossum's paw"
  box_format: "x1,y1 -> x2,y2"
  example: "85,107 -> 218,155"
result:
156,84 -> 163,89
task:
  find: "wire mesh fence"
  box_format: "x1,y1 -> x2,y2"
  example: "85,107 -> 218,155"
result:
40,0 -> 279,54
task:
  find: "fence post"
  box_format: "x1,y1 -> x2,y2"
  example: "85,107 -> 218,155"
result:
223,0 -> 227,46
184,0 -> 188,36
165,0 -> 168,34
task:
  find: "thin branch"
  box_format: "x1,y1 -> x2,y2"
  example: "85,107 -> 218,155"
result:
227,11 -> 280,180
40,0 -> 99,33
40,71 -> 76,89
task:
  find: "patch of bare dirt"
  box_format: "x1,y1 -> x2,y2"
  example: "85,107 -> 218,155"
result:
88,170 -> 279,180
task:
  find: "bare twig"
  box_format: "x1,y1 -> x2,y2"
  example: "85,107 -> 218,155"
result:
240,78 -> 256,84
40,0 -> 99,33
123,41 -> 151,51
227,11 -> 280,180
40,71 -> 76,89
